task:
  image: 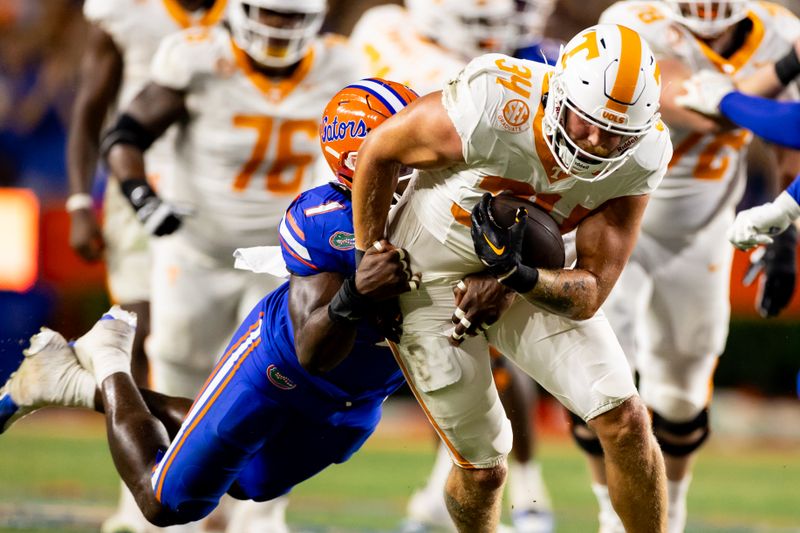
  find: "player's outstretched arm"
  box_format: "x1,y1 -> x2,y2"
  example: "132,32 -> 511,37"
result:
66,23 -> 122,261
103,83 -> 187,236
351,91 -> 464,250
290,240 -> 418,374
659,57 -> 731,134
526,195 -> 649,320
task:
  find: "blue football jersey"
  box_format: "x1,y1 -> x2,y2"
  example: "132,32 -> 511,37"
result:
254,183 -> 404,403
515,38 -> 561,65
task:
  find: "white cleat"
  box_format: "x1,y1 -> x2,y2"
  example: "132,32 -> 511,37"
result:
73,306 -> 137,385
512,509 -> 555,533
401,488 -> 457,533
0,328 -> 96,433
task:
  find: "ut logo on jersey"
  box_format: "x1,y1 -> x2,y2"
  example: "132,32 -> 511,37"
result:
320,116 -> 368,143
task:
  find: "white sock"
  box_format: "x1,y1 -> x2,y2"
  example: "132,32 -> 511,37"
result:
74,306 -> 137,385
508,459 -> 552,513
592,483 -> 624,531
424,441 -> 454,496
70,366 -> 98,409
667,475 -> 692,533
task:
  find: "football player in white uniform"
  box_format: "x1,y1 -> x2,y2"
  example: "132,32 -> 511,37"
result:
351,2 -> 558,532
66,1 -> 226,531
99,0 -> 358,531
349,23 -> 673,533
597,2 -> 800,531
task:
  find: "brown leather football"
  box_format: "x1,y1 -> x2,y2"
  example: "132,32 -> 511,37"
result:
489,194 -> 565,270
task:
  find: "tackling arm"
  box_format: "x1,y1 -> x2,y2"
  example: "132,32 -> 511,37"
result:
66,23 -> 123,261
289,272 -> 358,374
522,194 -> 649,320
350,91 -> 465,250
289,241 -> 417,373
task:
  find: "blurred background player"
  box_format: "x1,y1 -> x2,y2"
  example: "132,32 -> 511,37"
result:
66,1 -> 226,531
350,2 -> 558,531
0,80 -> 422,529
99,0 -> 359,530
596,1 -> 800,531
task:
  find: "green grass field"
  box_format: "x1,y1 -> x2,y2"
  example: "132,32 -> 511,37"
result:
0,403 -> 799,533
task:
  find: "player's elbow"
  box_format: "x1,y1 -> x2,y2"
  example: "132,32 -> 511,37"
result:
570,304 -> 600,321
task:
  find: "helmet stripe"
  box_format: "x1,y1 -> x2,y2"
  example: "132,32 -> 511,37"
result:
606,25 -> 642,113
345,79 -> 410,115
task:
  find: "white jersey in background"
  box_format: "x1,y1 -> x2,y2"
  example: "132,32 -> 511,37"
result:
82,0 -> 227,303
597,4 -> 800,530
601,1 -> 800,238
350,4 -> 467,95
410,53 -> 672,266
150,26 -> 358,261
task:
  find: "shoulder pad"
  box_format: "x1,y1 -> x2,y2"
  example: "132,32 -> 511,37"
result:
150,26 -> 227,90
632,121 -> 673,173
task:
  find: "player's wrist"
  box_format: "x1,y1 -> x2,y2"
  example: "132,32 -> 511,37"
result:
497,263 -> 539,294
774,46 -> 800,86
119,177 -> 157,211
66,193 -> 94,213
328,276 -> 372,323
775,191 -> 800,222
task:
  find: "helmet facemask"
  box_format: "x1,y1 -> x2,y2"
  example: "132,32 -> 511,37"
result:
664,1 -> 749,38
229,0 -> 325,67
543,75 -> 655,183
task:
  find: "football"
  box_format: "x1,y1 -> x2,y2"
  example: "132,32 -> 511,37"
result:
489,194 -> 565,270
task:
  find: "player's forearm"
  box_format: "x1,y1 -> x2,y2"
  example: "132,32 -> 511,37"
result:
521,268 -> 603,320
106,144 -> 148,182
294,308 -> 358,374
66,98 -> 104,196
718,93 -> 800,149
351,138 -> 401,251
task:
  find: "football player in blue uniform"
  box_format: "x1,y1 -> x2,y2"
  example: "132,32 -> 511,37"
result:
0,79 -> 426,527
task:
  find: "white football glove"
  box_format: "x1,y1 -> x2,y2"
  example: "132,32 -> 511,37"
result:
675,70 -> 735,117
728,191 -> 800,250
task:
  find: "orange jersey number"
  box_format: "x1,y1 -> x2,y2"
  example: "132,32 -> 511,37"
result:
669,130 -> 751,180
232,116 -> 317,194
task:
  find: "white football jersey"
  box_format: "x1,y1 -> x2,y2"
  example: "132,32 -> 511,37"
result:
350,4 -> 468,95
601,1 -> 800,237
409,53 -> 673,260
84,0 -> 227,180
150,26 -> 358,259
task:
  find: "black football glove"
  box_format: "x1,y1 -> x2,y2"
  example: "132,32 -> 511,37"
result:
470,193 -> 539,293
744,224 -> 797,317
120,178 -> 183,237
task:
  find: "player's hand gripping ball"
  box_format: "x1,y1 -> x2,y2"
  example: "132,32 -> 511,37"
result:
470,192 -> 565,293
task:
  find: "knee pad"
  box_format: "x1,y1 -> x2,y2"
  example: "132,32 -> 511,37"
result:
569,412 -> 604,457
651,408 -> 710,457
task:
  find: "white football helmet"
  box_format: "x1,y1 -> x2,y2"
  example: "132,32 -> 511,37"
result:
664,1 -> 749,38
514,0 -> 556,48
228,0 -> 326,67
543,23 -> 662,182
405,0 -> 517,59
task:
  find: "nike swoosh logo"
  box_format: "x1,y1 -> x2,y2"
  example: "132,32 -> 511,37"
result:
483,234 -> 505,255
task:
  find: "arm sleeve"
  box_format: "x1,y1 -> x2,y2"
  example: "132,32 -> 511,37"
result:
719,92 -> 800,149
